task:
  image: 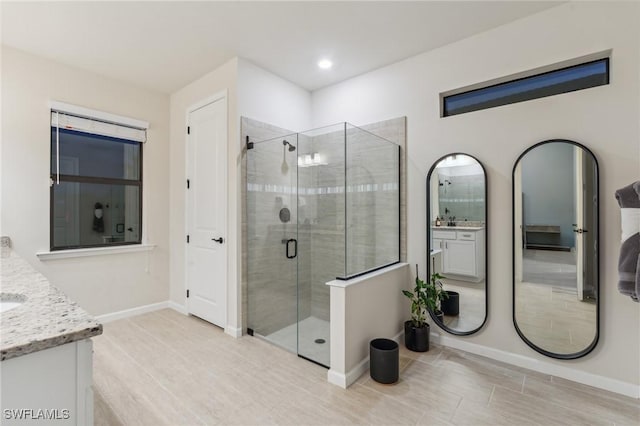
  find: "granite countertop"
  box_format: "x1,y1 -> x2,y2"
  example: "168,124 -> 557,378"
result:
1,246 -> 102,361
432,225 -> 485,231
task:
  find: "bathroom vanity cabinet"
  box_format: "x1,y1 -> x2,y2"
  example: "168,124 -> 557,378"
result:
432,228 -> 485,282
1,340 -> 94,425
1,245 -> 102,425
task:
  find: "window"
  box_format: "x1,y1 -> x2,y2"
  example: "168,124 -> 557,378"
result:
442,58 -> 610,117
50,106 -> 147,250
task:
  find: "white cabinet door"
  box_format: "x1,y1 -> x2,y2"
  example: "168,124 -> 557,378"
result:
1,340 -> 93,425
443,240 -> 476,276
427,239 -> 444,272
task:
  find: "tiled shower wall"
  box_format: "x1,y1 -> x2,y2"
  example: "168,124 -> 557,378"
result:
243,118 -> 306,337
304,128 -> 346,322
242,117 -> 406,334
345,125 -> 401,277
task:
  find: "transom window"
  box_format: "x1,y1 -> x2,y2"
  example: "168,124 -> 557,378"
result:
50,106 -> 146,250
442,57 -> 610,117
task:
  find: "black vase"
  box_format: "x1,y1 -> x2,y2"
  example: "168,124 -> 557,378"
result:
404,320 -> 430,352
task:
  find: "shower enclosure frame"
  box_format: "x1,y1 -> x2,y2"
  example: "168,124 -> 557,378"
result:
245,122 -> 401,368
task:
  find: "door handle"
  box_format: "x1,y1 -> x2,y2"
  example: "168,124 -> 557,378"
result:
573,229 -> 588,234
212,237 -> 224,244
285,238 -> 297,259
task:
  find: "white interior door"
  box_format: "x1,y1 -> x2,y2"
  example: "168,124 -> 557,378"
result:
186,95 -> 228,328
574,147 -> 585,300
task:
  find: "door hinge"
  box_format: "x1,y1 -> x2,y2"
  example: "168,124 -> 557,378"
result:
246,135 -> 254,150
187,289 -> 190,298
187,179 -> 190,189
187,126 -> 190,135
187,235 -> 190,243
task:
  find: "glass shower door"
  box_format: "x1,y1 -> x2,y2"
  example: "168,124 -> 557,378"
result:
246,134 -> 299,354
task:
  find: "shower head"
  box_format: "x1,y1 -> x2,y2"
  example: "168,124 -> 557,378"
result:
283,140 -> 296,152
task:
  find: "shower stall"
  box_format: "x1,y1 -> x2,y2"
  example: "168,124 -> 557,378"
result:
246,122 -> 400,367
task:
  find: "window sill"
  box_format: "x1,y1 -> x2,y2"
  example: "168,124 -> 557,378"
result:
36,244 -> 155,260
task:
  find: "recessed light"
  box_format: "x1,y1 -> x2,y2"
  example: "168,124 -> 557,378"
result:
317,59 -> 333,70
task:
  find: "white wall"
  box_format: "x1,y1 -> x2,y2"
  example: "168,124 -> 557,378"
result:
311,2 -> 640,394
169,57 -> 310,334
237,58 -> 311,132
168,58 -> 239,329
1,46 -> 170,315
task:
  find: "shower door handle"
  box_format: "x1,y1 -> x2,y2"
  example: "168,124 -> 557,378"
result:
285,238 -> 297,259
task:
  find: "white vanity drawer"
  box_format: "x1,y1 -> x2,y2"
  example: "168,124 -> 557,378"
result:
433,230 -> 456,240
457,231 -> 476,241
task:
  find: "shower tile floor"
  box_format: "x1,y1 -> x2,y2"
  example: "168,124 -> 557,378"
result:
265,316 -> 330,367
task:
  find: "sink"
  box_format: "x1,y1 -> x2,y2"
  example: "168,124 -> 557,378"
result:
0,293 -> 26,313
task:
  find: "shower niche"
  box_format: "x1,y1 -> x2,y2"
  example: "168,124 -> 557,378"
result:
245,121 -> 401,367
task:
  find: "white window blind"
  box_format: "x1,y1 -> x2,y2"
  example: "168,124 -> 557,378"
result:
50,111 -> 147,143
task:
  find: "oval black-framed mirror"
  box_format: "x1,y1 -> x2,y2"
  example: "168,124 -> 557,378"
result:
513,139 -> 599,359
426,153 -> 488,336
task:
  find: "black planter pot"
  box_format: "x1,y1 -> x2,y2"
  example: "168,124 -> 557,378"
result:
404,320 -> 430,352
369,338 -> 399,384
441,291 -> 460,316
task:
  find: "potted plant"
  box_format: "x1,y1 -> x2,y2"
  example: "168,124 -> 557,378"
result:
428,272 -> 448,323
402,266 -> 448,352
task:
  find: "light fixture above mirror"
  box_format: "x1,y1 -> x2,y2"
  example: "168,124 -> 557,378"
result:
298,152 -> 327,167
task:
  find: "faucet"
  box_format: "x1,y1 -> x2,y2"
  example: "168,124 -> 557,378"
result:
448,216 -> 456,226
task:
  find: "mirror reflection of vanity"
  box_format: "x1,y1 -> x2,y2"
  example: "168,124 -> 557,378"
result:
427,153 -> 487,335
513,140 -> 599,359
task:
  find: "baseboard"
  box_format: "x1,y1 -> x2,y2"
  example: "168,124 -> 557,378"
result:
167,301 -> 188,315
327,369 -> 348,388
432,332 -> 640,399
225,326 -> 242,338
166,302 -> 237,337
328,330 -> 403,389
95,301 -> 169,323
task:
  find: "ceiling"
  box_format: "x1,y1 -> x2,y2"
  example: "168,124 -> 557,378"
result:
1,1 -> 563,94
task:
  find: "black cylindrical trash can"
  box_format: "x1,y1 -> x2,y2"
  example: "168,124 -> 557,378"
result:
369,338 -> 399,384
441,291 -> 460,316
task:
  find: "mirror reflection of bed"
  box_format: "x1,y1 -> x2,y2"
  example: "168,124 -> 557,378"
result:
514,140 -> 598,358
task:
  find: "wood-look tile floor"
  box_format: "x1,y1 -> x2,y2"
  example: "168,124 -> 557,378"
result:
93,309 -> 639,426
516,281 -> 596,354
441,279 -> 485,332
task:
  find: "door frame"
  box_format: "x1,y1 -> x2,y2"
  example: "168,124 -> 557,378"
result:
184,90 -> 229,328
574,147 -> 585,300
